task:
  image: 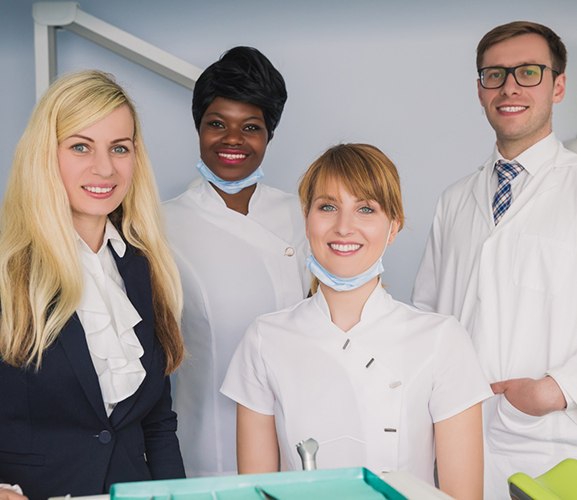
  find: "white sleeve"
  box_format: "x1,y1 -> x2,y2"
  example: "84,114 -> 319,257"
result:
547,357 -> 577,423
220,321 -> 275,415
412,200 -> 443,312
429,317 -> 493,423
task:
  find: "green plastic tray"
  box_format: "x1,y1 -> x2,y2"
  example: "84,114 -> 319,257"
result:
110,467 -> 408,500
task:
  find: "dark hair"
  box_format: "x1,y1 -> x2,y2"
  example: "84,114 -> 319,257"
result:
192,46 -> 287,141
476,21 -> 567,74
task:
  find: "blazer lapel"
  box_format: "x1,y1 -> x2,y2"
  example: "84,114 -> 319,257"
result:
59,315 -> 110,424
108,244 -> 155,426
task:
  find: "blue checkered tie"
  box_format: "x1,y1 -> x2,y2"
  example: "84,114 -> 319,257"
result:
492,160 -> 523,225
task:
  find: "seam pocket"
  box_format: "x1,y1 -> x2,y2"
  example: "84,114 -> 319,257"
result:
513,233 -> 574,295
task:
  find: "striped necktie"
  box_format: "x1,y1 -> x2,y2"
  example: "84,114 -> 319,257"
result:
492,160 -> 523,225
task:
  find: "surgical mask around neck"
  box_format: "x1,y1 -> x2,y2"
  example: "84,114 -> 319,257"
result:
307,254 -> 384,292
308,225 -> 393,293
196,159 -> 264,195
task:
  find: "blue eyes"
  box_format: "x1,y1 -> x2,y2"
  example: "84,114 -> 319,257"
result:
318,204 -> 375,213
72,144 -> 88,153
69,144 -> 130,154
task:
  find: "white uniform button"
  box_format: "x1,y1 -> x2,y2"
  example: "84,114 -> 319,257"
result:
284,247 -> 295,257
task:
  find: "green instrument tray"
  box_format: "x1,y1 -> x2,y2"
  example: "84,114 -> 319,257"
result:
110,467 -> 408,500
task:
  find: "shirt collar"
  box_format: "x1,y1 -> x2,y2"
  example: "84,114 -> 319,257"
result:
76,219 -> 126,257
313,278 -> 393,323
493,133 -> 557,177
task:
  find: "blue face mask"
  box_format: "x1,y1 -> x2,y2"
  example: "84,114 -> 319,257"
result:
307,253 -> 384,292
196,159 -> 264,195
307,225 -> 393,292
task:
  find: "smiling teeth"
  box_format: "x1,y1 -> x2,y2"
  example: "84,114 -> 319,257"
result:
499,106 -> 526,112
84,186 -> 113,194
330,243 -> 361,252
219,153 -> 246,159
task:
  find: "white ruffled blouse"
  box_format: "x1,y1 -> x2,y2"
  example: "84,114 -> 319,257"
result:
76,221 -> 146,417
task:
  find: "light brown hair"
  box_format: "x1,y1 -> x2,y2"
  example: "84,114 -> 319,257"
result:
476,21 -> 567,74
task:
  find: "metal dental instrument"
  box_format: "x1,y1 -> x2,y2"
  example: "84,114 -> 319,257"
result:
296,437 -> 319,471
255,485 -> 280,500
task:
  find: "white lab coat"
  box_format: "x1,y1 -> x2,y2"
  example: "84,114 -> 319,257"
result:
221,283 -> 491,485
413,134 -> 577,498
163,178 -> 309,477
565,136 -> 577,153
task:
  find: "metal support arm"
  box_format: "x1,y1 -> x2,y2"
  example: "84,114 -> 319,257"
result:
33,2 -> 202,99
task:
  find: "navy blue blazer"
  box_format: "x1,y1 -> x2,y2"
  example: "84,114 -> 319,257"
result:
0,244 -> 185,500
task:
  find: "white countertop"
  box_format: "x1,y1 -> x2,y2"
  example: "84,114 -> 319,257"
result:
48,470 -> 454,499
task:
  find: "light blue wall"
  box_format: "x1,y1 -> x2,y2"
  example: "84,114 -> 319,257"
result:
1,0 -> 576,302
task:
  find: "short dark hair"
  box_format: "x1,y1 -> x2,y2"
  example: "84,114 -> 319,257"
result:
476,21 -> 567,74
192,46 -> 287,141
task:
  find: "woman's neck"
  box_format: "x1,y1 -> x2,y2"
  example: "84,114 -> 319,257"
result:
211,183 -> 257,215
73,215 -> 107,253
320,277 -> 379,332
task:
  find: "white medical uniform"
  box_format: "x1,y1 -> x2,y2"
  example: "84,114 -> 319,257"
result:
164,177 -> 309,477
413,134 -> 577,498
565,136 -> 577,153
221,283 -> 491,485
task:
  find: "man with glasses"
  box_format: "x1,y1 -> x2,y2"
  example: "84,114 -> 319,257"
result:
413,21 -> 576,498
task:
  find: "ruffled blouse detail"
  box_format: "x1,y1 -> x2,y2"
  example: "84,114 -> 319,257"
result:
76,222 -> 146,416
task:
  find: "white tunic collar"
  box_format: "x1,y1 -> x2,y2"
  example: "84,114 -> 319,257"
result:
76,220 -> 146,416
313,280 -> 394,330
194,176 -> 263,212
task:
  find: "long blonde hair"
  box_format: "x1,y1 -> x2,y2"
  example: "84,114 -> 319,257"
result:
0,70 -> 184,372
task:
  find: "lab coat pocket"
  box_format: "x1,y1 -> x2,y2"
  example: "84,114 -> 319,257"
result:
513,233 -> 574,295
499,395 -> 541,424
487,395 -> 544,455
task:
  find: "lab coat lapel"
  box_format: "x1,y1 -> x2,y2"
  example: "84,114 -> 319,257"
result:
494,158 -> 560,228
108,243 -> 154,426
471,164 -> 495,230
59,315 -> 110,424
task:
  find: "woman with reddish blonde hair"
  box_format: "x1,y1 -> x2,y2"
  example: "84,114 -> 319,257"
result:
222,143 -> 492,499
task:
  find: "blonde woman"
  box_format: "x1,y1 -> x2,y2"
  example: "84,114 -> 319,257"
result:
0,70 -> 185,500
222,144 -> 492,499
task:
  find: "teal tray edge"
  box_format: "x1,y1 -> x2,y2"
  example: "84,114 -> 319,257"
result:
110,467 -> 408,499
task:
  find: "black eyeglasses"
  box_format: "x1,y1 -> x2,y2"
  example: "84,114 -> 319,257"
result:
478,64 -> 559,89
